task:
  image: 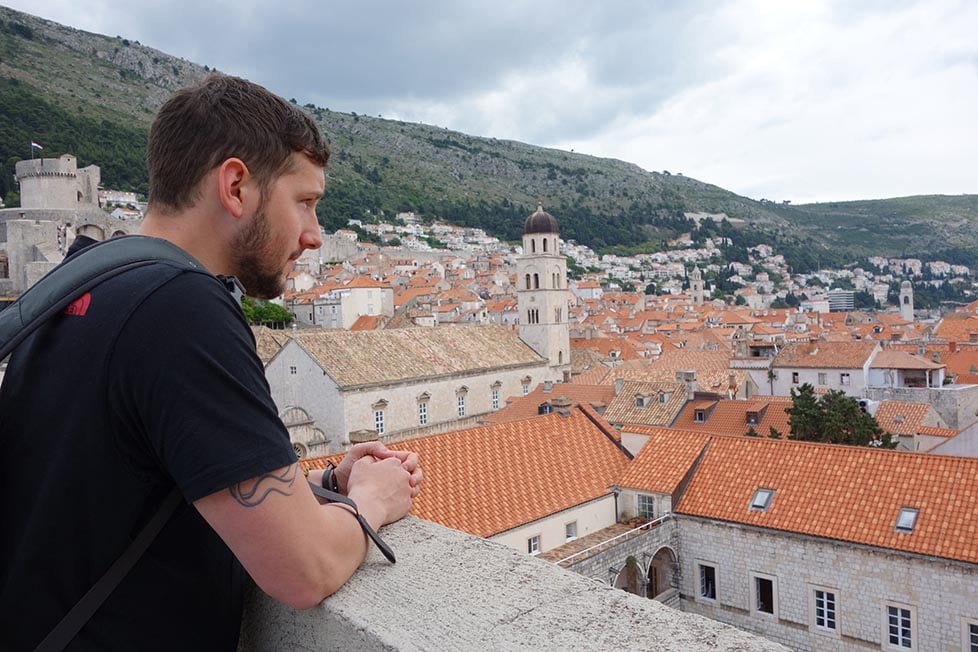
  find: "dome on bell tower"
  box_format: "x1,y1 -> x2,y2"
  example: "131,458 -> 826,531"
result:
523,202 -> 559,235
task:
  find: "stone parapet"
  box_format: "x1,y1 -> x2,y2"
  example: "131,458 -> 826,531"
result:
239,516 -> 786,651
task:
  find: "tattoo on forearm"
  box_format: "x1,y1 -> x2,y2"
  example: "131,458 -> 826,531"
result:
229,464 -> 298,507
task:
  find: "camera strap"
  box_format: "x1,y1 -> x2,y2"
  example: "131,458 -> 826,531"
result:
308,482 -> 397,563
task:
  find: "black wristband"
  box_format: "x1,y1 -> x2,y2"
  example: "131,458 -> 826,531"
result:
322,461 -> 340,493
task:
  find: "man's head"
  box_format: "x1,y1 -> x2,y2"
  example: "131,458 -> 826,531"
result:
147,74 -> 330,212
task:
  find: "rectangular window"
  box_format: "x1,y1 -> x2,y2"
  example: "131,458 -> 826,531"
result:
419,402 -> 428,426
492,388 -> 500,410
289,365 -> 297,375
963,619 -> 978,652
792,372 -> 800,384
841,372 -> 851,385
565,522 -> 577,541
522,383 -> 530,396
527,535 -> 540,555
818,372 -> 827,385
698,563 -> 717,601
694,410 -> 706,423
814,589 -> 837,631
885,603 -> 914,650
637,494 -> 655,519
457,394 -> 466,418
750,573 -> 778,617
374,409 -> 385,435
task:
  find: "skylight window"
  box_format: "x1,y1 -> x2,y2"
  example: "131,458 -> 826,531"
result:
895,507 -> 919,533
749,488 -> 775,511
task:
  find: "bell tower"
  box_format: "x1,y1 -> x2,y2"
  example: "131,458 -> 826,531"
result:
517,202 -> 570,380
690,266 -> 705,306
899,280 -> 914,322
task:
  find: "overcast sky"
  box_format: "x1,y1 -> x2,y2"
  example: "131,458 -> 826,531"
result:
7,0 -> 977,204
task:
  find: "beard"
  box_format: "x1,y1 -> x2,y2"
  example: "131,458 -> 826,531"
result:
230,205 -> 296,300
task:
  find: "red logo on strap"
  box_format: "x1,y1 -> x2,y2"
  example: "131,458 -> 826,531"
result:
64,292 -> 91,316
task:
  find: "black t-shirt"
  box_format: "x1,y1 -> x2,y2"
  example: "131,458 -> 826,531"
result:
0,261 -> 296,651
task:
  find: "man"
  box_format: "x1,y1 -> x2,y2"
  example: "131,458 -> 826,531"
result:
0,74 -> 421,650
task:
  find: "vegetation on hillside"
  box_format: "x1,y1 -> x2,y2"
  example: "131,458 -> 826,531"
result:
1,4 -> 976,270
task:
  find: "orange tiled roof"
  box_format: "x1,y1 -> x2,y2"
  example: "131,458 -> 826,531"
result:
602,381 -> 687,427
935,313 -> 978,343
302,406 -> 629,537
483,383 -> 615,424
873,401 -> 932,436
350,315 -> 383,331
616,427 -> 712,494
870,350 -> 944,370
677,436 -> 978,564
917,425 -> 957,438
772,341 -> 878,369
671,397 -> 793,437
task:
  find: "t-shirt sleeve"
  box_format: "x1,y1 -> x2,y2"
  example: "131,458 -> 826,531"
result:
109,270 -> 297,502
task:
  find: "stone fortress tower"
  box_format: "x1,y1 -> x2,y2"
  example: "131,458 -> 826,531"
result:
899,280 -> 914,322
0,154 -> 140,295
15,154 -> 100,210
516,203 -> 571,381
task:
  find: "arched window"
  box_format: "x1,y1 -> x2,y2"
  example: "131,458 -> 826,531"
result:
525,274 -> 531,290
533,274 -> 539,289
558,351 -> 563,365
543,238 -> 548,252
531,239 -> 536,253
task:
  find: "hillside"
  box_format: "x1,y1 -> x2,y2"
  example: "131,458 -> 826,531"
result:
1,5 -> 976,268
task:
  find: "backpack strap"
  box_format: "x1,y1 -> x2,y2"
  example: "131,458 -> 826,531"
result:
0,235 -> 204,360
33,488 -> 184,652
0,236 -> 202,652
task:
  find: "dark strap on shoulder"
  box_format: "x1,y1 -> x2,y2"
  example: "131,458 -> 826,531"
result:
32,488 -> 184,652
0,235 -> 203,360
0,235 -> 201,651
308,482 -> 396,564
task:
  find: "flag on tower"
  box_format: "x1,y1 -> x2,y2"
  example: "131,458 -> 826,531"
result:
30,141 -> 43,150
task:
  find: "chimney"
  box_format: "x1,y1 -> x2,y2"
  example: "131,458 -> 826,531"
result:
543,380 -> 554,393
349,429 -> 380,444
615,377 -> 624,395
551,396 -> 573,416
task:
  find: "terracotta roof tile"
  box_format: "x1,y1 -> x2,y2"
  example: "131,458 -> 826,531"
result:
251,325 -> 291,365
603,381 -> 687,427
772,341 -> 879,369
672,398 -> 794,437
616,428 -> 712,494
870,350 -> 944,370
291,325 -> 545,388
677,436 -> 978,564
874,401 -> 932,436
483,383 -> 616,424
302,407 -> 630,537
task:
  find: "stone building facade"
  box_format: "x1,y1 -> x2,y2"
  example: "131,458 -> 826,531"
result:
265,325 -> 552,453
679,518 -> 978,652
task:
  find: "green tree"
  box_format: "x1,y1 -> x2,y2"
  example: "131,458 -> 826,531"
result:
786,384 -> 822,441
786,385 -> 894,447
241,297 -> 294,327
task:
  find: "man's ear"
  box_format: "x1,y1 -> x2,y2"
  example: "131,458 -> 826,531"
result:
217,158 -> 255,219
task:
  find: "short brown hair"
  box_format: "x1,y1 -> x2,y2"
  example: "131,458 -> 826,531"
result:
147,74 -> 330,211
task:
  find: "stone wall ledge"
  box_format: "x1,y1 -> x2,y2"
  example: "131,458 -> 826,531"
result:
240,516 -> 787,651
